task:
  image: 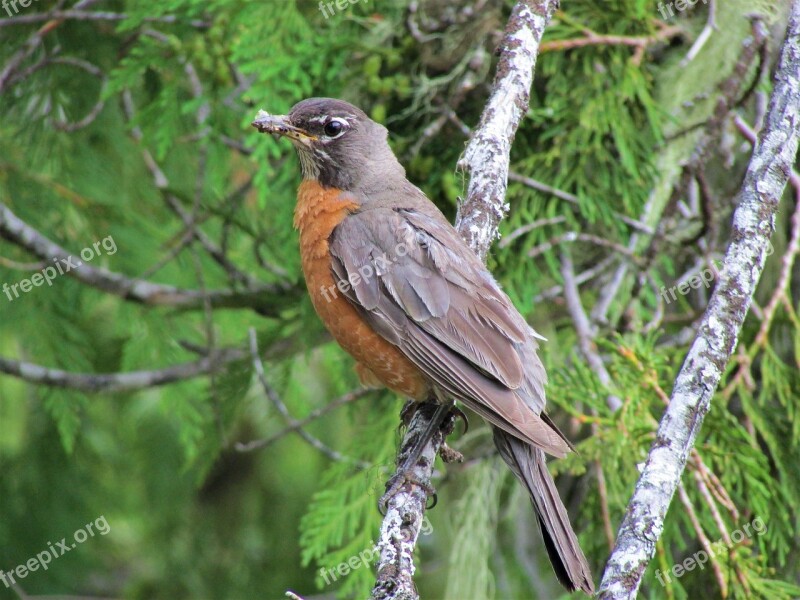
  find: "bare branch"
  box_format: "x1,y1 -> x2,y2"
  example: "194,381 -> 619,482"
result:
680,0 -> 717,67
120,89 -> 266,289
0,348 -> 244,393
247,329 -> 370,468
539,24 -> 684,54
0,9 -> 209,29
0,202 -> 296,315
598,3 -> 800,595
235,388 -> 373,453
507,171 -> 654,235
560,249 -> 622,411
455,0 -> 558,261
0,0 -> 101,94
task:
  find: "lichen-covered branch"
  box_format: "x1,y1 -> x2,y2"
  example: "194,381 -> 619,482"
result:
455,0 -> 559,262
371,1 -> 559,597
597,2 -> 800,596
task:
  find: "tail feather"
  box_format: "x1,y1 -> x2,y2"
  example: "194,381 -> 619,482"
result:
493,427 -> 595,595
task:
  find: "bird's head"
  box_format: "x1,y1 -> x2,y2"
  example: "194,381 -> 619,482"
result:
252,97 -> 403,192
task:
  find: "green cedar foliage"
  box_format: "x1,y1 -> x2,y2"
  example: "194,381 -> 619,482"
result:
0,0 -> 798,598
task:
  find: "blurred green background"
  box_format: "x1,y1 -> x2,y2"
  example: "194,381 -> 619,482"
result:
1,0 -> 799,598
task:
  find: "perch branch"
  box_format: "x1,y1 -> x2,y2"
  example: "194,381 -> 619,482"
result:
371,1 -> 560,598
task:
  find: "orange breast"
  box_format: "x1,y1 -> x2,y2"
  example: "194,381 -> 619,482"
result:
294,180 -> 430,401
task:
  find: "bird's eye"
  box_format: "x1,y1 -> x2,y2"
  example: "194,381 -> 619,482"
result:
323,119 -> 346,138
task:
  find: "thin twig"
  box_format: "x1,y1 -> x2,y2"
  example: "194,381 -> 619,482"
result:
680,0 -> 717,66
120,89 -> 266,290
508,171 -> 654,235
560,249 -> 622,412
499,216 -> 567,247
0,348 -> 244,393
528,231 -> 641,262
0,202 -> 292,314
539,24 -> 683,53
677,484 -> 727,596
532,254 -> 617,303
0,10 -> 209,28
235,388 -> 373,452
247,329 -> 370,469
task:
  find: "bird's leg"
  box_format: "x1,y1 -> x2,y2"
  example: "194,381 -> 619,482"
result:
379,401 -> 451,514
399,399 -> 419,427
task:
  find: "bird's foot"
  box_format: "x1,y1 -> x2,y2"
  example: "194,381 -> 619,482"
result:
442,405 -> 469,436
378,470 -> 437,515
399,399 -> 419,427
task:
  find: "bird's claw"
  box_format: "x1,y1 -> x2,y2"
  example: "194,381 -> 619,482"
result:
378,470 -> 437,515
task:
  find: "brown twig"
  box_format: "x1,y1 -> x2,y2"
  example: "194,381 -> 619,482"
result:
539,25 -> 683,54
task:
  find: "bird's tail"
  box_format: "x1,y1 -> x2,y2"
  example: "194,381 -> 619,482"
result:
493,427 -> 595,595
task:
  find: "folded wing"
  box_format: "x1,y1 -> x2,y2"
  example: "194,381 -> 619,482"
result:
328,201 -> 571,457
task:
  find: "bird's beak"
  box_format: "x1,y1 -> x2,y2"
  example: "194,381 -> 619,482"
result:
251,110 -> 317,146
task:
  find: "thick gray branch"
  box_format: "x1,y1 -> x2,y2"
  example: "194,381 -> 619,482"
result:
455,0 -> 558,261
371,1 -> 559,597
598,2 -> 800,597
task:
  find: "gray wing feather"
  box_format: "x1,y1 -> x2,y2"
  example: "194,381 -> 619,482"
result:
329,203 -> 569,456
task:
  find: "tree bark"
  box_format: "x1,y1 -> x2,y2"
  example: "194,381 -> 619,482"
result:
598,2 -> 800,596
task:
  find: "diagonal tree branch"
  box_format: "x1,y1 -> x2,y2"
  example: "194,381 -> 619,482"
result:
0,202 -> 298,315
454,0 -> 557,262
598,2 -> 800,596
371,1 -> 560,598
0,348 -> 244,393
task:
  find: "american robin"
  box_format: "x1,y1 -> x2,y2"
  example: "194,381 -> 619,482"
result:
253,98 -> 594,595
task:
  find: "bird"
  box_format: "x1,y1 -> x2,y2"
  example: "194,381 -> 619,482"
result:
252,97 -> 595,595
